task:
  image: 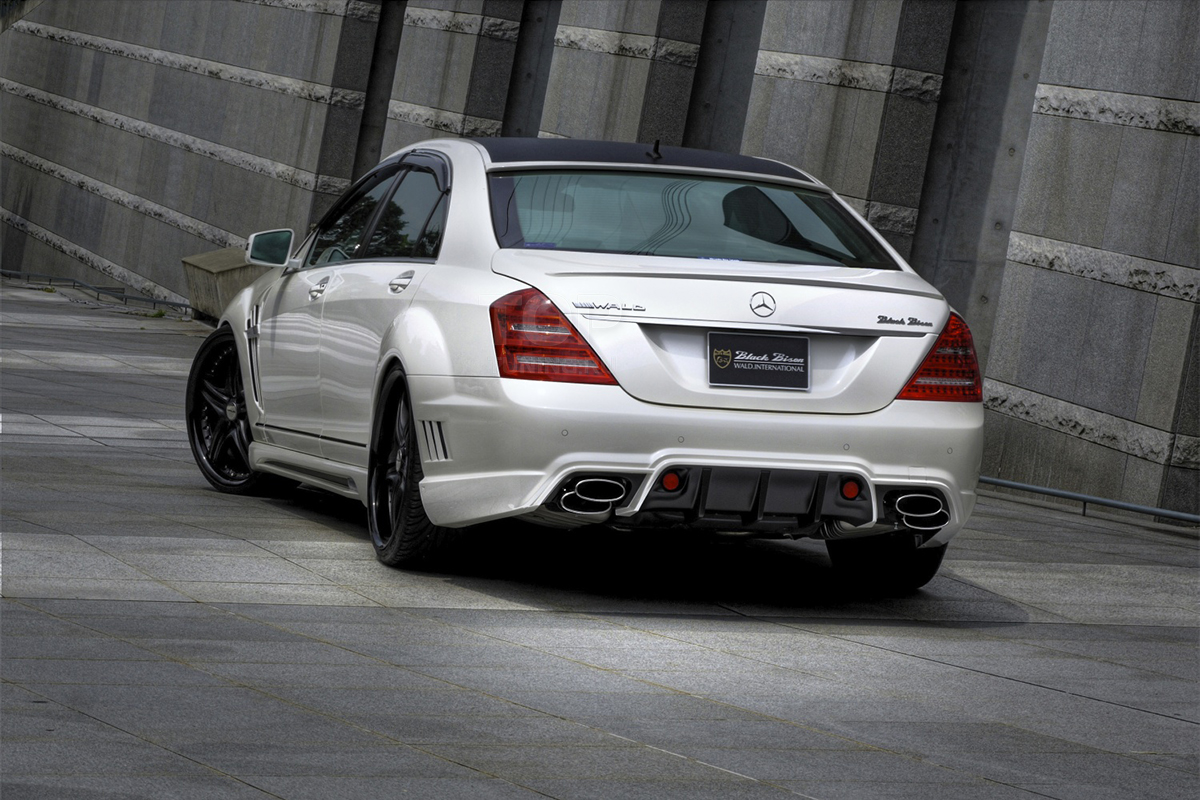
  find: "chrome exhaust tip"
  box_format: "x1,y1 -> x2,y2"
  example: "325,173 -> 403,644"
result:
894,493 -> 948,531
559,491 -> 613,517
573,478 -> 627,504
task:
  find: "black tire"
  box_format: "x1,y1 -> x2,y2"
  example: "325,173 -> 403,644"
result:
825,534 -> 947,595
368,368 -> 457,567
186,327 -> 278,494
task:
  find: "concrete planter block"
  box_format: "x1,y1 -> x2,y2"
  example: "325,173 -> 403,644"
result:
181,247 -> 270,319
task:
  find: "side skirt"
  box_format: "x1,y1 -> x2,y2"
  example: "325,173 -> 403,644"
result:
248,442 -> 369,505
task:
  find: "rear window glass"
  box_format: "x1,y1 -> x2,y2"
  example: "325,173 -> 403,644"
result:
489,171 -> 896,269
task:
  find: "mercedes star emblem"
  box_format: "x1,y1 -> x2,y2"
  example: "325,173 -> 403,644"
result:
750,291 -> 777,317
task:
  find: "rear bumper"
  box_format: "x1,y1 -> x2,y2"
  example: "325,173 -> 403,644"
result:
408,376 -> 982,545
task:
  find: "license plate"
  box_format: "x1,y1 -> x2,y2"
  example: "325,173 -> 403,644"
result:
708,332 -> 810,391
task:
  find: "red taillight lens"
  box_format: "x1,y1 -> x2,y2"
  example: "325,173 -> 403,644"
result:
490,289 -> 617,385
896,313 -> 982,402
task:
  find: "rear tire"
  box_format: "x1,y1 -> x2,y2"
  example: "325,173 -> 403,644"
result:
367,368 -> 457,567
825,534 -> 947,595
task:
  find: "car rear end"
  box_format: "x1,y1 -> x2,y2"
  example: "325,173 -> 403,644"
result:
413,140 -> 983,554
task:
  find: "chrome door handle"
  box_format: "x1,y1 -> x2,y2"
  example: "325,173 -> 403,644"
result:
309,277 -> 329,300
388,270 -> 416,294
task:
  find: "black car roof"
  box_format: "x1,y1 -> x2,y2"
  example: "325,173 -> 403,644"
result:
468,137 -> 812,182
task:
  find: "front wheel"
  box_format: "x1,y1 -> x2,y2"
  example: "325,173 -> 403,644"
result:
825,534 -> 947,595
367,369 -> 457,567
185,327 -> 276,494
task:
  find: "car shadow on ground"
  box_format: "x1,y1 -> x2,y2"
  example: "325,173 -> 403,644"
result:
261,488 -> 1031,622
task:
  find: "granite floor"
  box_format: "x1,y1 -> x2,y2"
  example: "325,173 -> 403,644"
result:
2,280 -> 1197,799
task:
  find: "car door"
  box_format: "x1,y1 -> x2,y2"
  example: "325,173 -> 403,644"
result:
256,164 -> 402,453
316,159 -> 450,465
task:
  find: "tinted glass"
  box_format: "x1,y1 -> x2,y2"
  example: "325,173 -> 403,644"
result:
490,171 -> 896,269
412,193 -> 447,258
308,167 -> 399,266
363,169 -> 444,259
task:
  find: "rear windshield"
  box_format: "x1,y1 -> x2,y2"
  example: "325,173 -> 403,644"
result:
489,171 -> 897,269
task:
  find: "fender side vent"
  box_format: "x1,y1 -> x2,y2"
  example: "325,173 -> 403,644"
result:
420,420 -> 450,461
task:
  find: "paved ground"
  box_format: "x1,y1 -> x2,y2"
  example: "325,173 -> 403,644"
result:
1,279 -> 1197,799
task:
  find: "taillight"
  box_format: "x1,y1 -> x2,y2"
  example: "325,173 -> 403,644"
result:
490,289 -> 617,385
896,313 -> 982,402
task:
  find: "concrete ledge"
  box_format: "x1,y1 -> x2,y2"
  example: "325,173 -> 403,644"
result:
181,247 -> 270,319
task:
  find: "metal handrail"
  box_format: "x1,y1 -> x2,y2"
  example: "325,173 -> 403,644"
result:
1,269 -> 193,313
979,476 -> 1199,524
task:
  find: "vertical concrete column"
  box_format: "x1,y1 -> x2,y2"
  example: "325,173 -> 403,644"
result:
908,0 -> 1052,372
502,0 -> 563,137
381,0 -> 522,152
636,0 -> 707,146
979,0 -> 1199,515
538,0 -> 703,142
311,0 -> 383,222
742,0 -> 955,258
353,0 -> 409,181
682,0 -> 767,154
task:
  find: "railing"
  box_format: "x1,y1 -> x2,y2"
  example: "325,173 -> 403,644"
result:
1,269 -> 193,314
979,476 -> 1199,525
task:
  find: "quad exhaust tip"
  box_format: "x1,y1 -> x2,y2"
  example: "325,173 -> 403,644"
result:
894,493 -> 949,531
559,477 -> 628,516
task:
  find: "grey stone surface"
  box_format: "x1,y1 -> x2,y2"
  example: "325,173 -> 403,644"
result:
869,93 -> 938,208
2,282 -> 1197,798
539,48 -> 651,141
1041,0 -> 1200,102
1013,115 -> 1123,249
760,0 -> 902,65
1136,295 -> 1195,431
558,0 -> 662,37
1167,134 -> 1200,269
742,76 -> 883,196
1103,126 -> 1192,264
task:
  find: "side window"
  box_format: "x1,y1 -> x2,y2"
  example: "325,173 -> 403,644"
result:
307,167 -> 400,267
413,194 -> 447,258
362,169 -> 446,259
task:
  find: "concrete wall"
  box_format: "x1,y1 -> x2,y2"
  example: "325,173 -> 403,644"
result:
743,0 -> 955,259
381,0 -> 523,154
982,0 -> 1199,516
0,0 -> 378,300
1,0 -> 1196,516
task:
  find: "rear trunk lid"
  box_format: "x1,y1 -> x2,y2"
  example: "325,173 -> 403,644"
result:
491,249 -> 948,414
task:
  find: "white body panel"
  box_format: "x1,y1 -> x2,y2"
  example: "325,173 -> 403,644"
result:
212,137 -> 983,549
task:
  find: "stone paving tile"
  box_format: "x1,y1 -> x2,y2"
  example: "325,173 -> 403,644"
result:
0,578 -> 194,602
525,778 -> 800,799
777,780 -> 1042,799
243,776 -> 544,800
0,776 -> 280,799
3,281 -> 1197,798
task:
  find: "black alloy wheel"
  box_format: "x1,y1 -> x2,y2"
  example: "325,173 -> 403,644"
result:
368,368 -> 455,566
186,327 -> 270,493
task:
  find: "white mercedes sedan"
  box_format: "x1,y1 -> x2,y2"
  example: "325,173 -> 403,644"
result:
186,137 -> 983,592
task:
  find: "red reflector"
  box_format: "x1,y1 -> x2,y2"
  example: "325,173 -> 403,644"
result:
661,472 -> 681,492
490,289 -> 617,385
841,479 -> 861,500
896,313 -> 983,402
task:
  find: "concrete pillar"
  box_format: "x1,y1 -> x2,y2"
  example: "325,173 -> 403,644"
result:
502,0 -> 562,137
908,0 -> 1053,373
353,0 -> 408,181
538,0 -> 703,142
381,0 -> 523,152
682,0 -> 766,154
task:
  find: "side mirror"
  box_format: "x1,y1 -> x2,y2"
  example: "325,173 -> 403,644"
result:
246,229 -> 294,267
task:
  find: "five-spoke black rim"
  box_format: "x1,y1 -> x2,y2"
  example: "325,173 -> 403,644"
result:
190,338 -> 252,484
